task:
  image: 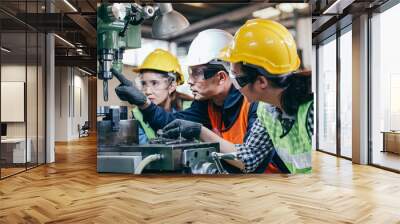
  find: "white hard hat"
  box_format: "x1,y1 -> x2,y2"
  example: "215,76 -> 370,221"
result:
186,29 -> 233,67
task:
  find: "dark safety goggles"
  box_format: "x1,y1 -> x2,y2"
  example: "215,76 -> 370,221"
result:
188,63 -> 227,81
229,63 -> 294,89
228,69 -> 254,89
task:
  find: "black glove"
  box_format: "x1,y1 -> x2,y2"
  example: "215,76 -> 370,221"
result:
111,68 -> 147,106
161,119 -> 202,140
111,68 -> 133,86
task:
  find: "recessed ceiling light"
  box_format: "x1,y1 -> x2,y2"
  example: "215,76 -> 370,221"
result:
323,0 -> 353,14
252,7 -> 281,19
1,47 -> 11,53
277,4 -> 294,13
63,0 -> 78,12
78,67 -> 92,76
183,3 -> 205,7
54,34 -> 75,48
293,3 -> 309,10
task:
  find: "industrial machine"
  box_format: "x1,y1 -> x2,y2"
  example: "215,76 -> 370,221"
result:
97,2 -> 189,101
97,106 -> 140,173
96,3 -> 237,174
97,107 -> 236,174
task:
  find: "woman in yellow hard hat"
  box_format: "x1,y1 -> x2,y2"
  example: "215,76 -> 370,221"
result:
131,48 -> 192,144
161,19 -> 313,174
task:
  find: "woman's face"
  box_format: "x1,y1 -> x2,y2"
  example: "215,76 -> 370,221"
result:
230,62 -> 260,103
140,71 -> 176,106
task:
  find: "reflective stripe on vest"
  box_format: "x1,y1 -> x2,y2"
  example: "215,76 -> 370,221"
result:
132,107 -> 156,140
182,100 -> 192,110
207,97 -> 250,144
257,100 -> 313,174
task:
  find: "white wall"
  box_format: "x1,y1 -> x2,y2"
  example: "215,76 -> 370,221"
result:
296,17 -> 312,70
55,67 -> 68,141
1,65 -> 29,138
122,38 -> 176,66
54,66 -> 89,141
1,64 -> 46,164
72,73 -> 89,138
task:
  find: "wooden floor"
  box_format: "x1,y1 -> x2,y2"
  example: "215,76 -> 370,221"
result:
372,150 -> 400,171
1,136 -> 400,223
1,167 -> 26,178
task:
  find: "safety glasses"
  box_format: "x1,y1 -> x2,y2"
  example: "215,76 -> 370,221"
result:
228,69 -> 253,90
188,64 -> 227,81
229,63 -> 293,89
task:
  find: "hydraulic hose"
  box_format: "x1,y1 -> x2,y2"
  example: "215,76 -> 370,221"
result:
134,154 -> 162,174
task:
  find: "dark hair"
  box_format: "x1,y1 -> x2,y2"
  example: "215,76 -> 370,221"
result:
203,63 -> 228,79
242,63 -> 312,116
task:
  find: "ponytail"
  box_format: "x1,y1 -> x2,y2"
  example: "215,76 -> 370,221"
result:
241,63 -> 312,116
277,74 -> 312,116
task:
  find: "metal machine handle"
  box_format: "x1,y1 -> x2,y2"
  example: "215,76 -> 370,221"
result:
210,152 -> 239,174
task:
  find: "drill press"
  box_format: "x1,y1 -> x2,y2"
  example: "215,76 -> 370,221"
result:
97,3 -> 154,101
97,3 -> 190,102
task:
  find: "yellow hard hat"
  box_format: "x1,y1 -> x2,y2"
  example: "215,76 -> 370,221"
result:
219,19 -> 300,75
133,49 -> 184,85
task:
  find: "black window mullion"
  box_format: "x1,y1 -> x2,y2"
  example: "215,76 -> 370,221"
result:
25,0 -> 28,171
367,12 -> 373,165
36,0 -> 39,168
336,29 -> 341,157
316,44 -> 319,151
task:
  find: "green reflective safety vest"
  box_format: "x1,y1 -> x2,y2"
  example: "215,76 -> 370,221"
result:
182,101 -> 192,110
257,100 -> 313,174
131,101 -> 192,140
132,107 -> 156,140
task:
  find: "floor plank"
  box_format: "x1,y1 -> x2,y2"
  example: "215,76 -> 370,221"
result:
1,135 -> 400,223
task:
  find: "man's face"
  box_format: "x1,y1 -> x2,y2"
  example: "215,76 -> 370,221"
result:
187,65 -> 219,100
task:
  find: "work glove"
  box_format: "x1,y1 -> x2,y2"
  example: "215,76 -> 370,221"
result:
111,68 -> 147,106
161,119 -> 202,140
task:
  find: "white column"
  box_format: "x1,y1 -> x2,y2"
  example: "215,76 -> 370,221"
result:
46,0 -> 55,163
46,33 -> 55,163
296,17 -> 312,70
352,14 -> 369,164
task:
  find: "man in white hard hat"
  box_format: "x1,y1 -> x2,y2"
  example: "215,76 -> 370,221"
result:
113,29 -> 258,172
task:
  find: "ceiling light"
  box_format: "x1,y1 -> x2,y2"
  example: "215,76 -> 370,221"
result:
54,34 -> 75,48
1,47 -> 11,53
323,0 -> 354,15
293,3 -> 309,10
252,7 -> 281,19
78,67 -> 92,76
277,4 -> 294,13
152,3 -> 190,39
63,0 -> 78,12
183,3 -> 205,7
76,48 -> 84,55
